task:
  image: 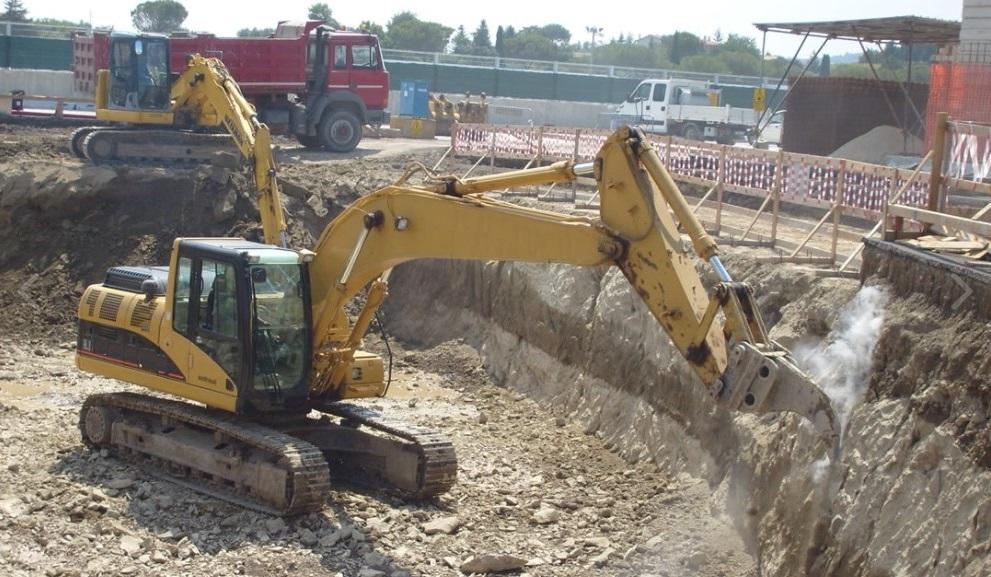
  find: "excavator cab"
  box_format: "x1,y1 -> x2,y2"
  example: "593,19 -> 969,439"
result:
88,33 -> 176,129
167,240 -> 315,413
106,33 -> 171,111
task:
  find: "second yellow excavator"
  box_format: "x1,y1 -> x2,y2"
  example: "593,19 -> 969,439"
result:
73,126 -> 837,515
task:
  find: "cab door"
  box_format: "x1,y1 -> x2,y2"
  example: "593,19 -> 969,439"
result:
640,82 -> 668,132
326,39 -> 351,93
348,41 -> 387,110
167,251 -> 249,404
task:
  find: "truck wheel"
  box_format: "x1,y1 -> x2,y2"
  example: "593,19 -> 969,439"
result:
319,110 -> 362,153
295,134 -> 322,149
682,123 -> 702,141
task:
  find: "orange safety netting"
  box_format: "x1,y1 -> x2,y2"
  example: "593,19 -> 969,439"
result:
927,58 -> 991,149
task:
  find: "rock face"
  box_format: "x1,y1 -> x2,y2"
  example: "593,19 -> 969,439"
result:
384,254 -> 991,577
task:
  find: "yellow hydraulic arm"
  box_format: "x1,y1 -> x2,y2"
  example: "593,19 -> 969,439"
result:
304,127 -> 838,442
170,55 -> 288,247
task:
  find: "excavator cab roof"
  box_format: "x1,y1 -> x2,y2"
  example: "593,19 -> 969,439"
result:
177,238 -> 301,264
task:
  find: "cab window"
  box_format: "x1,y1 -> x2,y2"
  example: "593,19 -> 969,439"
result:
629,82 -> 651,102
652,84 -> 667,102
172,255 -> 242,381
351,44 -> 379,69
198,259 -> 238,339
333,45 -> 347,69
172,256 -> 192,334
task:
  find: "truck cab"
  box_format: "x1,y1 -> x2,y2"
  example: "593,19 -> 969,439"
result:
294,25 -> 389,151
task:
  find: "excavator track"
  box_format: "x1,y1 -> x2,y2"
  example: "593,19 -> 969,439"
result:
294,402 -> 458,499
79,392 -> 331,516
81,129 -> 238,164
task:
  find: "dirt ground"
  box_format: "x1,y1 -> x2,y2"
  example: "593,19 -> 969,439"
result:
0,122 -> 753,577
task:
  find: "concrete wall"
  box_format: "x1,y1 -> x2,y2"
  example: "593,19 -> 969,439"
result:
387,90 -> 616,129
0,69 -> 75,98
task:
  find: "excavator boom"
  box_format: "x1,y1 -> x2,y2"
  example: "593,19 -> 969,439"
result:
308,127 -> 837,441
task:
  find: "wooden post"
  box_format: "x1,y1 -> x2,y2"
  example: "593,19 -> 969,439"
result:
665,134 -> 672,167
715,147 -> 726,235
691,184 -> 718,214
771,149 -> 783,246
830,160 -> 845,263
489,130 -> 496,171
788,207 -> 835,258
572,128 -> 581,202
881,168 -> 898,241
928,112 -> 949,214
538,126 -> 545,165
738,193 -> 774,241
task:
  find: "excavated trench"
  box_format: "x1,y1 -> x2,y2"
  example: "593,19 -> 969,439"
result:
1,154 -> 989,576
381,253 -> 991,576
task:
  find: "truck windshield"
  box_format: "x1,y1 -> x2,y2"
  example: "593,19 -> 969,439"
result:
629,82 -> 651,102
250,263 -> 308,398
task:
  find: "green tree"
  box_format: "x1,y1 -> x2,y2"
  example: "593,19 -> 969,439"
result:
237,27 -> 275,37
718,51 -> 761,75
384,12 -> 452,52
666,31 -> 701,64
2,0 -> 27,21
820,54 -> 831,77
592,42 -> 671,69
131,0 -> 187,33
358,20 -> 385,38
495,25 -> 505,55
471,19 -> 495,55
451,25 -> 471,54
502,29 -> 562,61
722,33 -> 758,56
680,53 -> 730,74
307,3 -> 340,28
538,23 -> 570,45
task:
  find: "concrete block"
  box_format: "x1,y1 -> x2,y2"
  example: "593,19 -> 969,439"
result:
0,69 -> 75,98
389,116 -> 437,139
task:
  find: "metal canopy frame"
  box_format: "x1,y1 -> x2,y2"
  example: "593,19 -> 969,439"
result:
754,16 -> 960,45
752,16 -> 961,152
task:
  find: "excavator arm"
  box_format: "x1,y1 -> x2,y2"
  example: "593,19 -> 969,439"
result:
306,127 -> 838,442
170,55 -> 288,247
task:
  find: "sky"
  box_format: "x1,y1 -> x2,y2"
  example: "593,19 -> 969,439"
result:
22,0 -> 963,58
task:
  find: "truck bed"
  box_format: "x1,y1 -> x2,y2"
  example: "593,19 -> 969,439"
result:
669,104 -> 757,127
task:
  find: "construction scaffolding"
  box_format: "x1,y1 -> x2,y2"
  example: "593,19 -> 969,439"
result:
753,16 -> 962,150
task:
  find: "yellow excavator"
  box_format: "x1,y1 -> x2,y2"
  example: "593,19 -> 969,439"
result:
70,45 -> 288,247
74,126 -> 838,515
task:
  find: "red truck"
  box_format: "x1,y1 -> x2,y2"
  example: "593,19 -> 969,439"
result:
72,21 -> 390,151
